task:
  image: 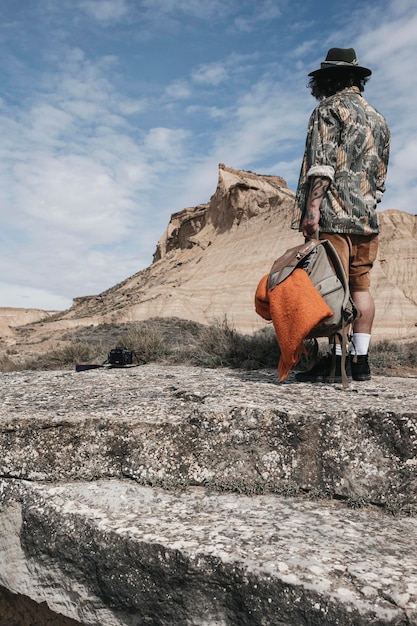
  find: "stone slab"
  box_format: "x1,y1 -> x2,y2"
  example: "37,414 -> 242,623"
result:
0,366 -> 416,508
1,479 -> 417,625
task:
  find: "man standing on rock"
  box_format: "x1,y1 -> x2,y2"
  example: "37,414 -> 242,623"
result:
293,47 -> 390,383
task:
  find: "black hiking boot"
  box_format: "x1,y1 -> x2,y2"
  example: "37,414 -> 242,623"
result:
351,354 -> 371,381
295,353 -> 352,383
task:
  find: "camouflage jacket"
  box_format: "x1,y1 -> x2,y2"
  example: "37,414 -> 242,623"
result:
293,86 -> 390,235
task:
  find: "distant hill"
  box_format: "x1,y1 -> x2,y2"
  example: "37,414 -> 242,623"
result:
0,308 -> 54,339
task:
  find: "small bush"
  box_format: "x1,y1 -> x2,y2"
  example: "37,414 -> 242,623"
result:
405,341 -> 417,367
47,342 -> 99,367
370,339 -> 417,374
0,353 -> 24,373
168,317 -> 280,369
4,342 -> 102,372
188,317 -> 240,368
119,324 -> 167,362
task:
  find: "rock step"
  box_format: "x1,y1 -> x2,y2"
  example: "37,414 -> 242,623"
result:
0,366 -> 416,509
1,478 -> 416,625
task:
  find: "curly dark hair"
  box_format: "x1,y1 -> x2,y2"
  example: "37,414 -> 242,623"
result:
308,69 -> 370,101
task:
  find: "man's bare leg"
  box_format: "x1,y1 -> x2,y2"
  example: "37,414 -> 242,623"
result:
352,290 -> 375,334
349,290 -> 374,380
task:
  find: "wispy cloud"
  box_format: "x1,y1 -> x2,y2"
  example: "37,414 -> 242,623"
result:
233,0 -> 284,31
78,0 -> 129,24
144,127 -> 190,161
192,62 -> 228,86
164,80 -> 192,100
141,0 -> 229,19
0,43 -> 158,301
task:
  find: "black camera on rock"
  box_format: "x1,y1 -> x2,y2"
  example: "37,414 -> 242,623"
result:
107,346 -> 134,366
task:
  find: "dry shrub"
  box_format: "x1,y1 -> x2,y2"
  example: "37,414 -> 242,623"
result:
187,318 -> 280,369
119,324 -> 167,362
1,317 -> 416,375
371,339 -> 417,373
404,341 -> 417,367
3,342 -> 100,372
48,342 -> 99,367
0,353 -> 24,372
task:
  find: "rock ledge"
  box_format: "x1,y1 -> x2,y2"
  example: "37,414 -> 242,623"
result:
1,365 -> 417,625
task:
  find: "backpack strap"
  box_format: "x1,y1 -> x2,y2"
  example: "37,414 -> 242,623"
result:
312,237 -> 355,389
333,332 -> 350,389
318,239 -> 353,318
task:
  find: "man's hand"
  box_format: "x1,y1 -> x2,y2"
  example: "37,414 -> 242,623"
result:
301,176 -> 330,238
301,206 -> 321,238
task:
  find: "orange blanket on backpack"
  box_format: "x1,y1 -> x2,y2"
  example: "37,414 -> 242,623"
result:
255,268 -> 333,381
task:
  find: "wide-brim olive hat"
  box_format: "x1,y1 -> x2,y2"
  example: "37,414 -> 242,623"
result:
308,47 -> 372,77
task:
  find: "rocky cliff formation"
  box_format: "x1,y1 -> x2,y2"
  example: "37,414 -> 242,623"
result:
65,163 -> 417,337
2,163 -> 417,351
59,164 -> 298,334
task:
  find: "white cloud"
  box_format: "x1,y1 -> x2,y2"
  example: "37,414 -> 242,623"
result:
141,0 -> 228,19
26,104 -> 74,144
144,127 -> 190,161
207,75 -> 309,171
0,43 -> 166,303
233,0 -> 283,32
192,62 -> 228,86
117,98 -> 148,116
186,104 -> 228,119
352,0 -> 417,212
164,80 -> 192,100
78,0 -> 129,23
256,0 -> 283,21
13,155 -> 135,239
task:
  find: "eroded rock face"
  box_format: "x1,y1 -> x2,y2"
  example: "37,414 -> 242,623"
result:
378,209 -> 417,306
1,366 -> 417,625
153,204 -> 209,261
153,164 -> 290,262
2,480 -> 416,626
4,164 -> 416,351
0,308 -> 54,339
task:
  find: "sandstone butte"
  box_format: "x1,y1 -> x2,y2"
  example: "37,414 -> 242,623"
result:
1,163 -> 417,347
1,164 -> 417,626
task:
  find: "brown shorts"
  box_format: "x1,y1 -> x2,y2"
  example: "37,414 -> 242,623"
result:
320,233 -> 378,292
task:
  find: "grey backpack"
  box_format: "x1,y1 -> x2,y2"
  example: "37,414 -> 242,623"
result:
267,238 -> 357,384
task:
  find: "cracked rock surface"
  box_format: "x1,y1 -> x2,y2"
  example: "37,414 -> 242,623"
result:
1,364 -> 417,625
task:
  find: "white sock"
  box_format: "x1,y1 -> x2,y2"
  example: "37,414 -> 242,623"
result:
328,342 -> 342,356
351,333 -> 371,356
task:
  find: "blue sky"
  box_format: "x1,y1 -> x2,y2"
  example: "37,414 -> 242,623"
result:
0,0 -> 416,310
